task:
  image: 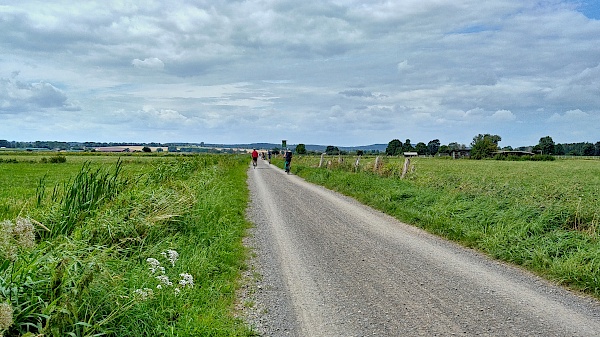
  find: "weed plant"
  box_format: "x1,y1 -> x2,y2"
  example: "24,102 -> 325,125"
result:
0,154 -> 254,336
288,155 -> 600,298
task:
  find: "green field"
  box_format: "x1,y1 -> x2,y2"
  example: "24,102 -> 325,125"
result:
3,152 -> 600,335
281,155 -> 600,298
0,153 -> 255,336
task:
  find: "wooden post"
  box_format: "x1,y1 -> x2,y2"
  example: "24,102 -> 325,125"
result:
319,153 -> 326,167
401,157 -> 410,178
374,156 -> 381,173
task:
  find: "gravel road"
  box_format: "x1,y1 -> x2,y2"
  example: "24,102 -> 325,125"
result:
242,158 -> 600,336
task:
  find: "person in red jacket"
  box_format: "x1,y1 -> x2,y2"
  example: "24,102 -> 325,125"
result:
251,149 -> 259,168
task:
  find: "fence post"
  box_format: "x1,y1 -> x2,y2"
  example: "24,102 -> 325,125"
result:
319,153 -> 326,168
374,156 -> 381,173
401,157 -> 410,178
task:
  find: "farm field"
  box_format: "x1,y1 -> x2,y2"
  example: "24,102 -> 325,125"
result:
281,155 -> 600,298
0,152 -> 255,336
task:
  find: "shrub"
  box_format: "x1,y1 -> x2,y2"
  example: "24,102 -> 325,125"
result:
531,154 -> 555,161
48,155 -> 67,163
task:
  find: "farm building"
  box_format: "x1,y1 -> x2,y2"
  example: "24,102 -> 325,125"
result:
451,149 -> 471,159
493,150 -> 534,157
94,147 -> 130,152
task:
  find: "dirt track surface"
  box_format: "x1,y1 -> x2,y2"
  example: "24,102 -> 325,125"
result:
243,159 -> 600,336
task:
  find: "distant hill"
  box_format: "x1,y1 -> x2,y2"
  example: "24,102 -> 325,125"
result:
206,143 -> 388,152
0,140 -> 388,153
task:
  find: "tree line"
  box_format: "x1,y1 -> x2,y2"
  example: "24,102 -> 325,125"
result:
0,140 -> 168,151
382,135 -> 600,159
533,136 -> 600,156
384,138 -> 455,156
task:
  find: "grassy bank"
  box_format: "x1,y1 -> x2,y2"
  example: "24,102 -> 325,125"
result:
1,154 -> 254,336
281,155 -> 600,298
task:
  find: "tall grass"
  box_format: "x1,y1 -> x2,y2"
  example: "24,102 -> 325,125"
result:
286,155 -> 600,298
1,154 -> 255,336
38,159 -> 127,238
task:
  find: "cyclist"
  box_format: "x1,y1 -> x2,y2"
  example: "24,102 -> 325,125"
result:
284,150 -> 292,173
251,149 -> 259,168
267,150 -> 272,164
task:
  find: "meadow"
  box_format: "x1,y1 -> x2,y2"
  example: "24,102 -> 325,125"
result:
3,151 -> 600,336
280,155 -> 600,298
0,152 -> 255,336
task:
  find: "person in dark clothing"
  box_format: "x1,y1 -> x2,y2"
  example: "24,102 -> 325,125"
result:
284,150 -> 292,173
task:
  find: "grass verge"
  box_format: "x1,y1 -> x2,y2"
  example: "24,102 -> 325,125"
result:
1,154 -> 255,336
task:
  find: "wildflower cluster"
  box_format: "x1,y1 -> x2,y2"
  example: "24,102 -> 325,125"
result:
133,288 -> 154,300
0,302 -> 13,335
146,258 -> 164,274
137,250 -> 194,298
0,217 -> 36,261
161,249 -> 179,267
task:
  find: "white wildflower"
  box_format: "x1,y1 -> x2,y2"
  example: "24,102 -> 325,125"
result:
161,250 -> 179,267
134,288 -> 154,300
0,220 -> 17,261
13,217 -> 35,249
174,288 -> 181,296
156,275 -> 173,287
179,273 -> 194,288
146,258 -> 162,274
0,302 -> 13,333
156,284 -> 162,289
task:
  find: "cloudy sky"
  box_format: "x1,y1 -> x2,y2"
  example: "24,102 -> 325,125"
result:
1,1 -> 599,147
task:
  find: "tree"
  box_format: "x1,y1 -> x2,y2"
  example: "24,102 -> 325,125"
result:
537,136 -> 555,155
415,142 -> 428,155
583,143 -> 595,156
295,143 -> 307,154
448,142 -> 462,151
385,139 -> 402,156
472,134 -> 501,146
470,134 -> 501,159
402,139 -> 414,153
427,139 -> 440,156
555,143 -> 565,155
142,146 -> 151,152
438,145 -> 450,154
356,150 -> 364,156
595,141 -> 600,156
325,146 -> 340,155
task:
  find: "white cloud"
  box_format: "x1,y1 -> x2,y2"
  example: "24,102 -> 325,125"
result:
0,77 -> 80,113
132,58 -> 164,70
397,60 -> 412,72
548,109 -> 590,123
492,109 -> 516,122
1,0 -> 600,146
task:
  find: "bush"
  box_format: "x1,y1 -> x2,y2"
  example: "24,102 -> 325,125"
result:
48,155 -> 67,163
531,154 -> 555,161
